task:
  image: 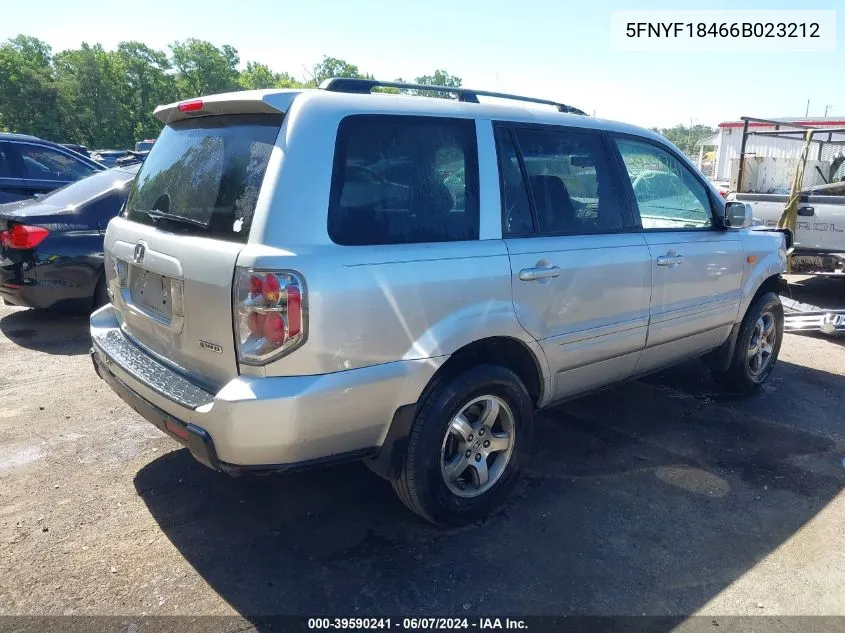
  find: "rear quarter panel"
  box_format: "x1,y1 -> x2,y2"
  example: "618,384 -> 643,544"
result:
241,95 -> 541,379
236,241 -> 538,378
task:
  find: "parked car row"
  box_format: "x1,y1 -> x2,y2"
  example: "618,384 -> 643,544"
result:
91,149 -> 152,168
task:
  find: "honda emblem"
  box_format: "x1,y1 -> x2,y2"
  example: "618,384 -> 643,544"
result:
133,241 -> 146,264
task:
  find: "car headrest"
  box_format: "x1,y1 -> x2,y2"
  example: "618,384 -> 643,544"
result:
528,175 -> 576,231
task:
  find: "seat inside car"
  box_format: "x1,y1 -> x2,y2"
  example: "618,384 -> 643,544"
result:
529,174 -> 577,233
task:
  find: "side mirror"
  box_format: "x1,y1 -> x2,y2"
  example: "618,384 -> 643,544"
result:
724,201 -> 752,229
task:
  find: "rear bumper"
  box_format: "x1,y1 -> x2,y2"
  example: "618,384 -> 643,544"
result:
0,279 -> 83,309
1,251 -> 101,309
90,304 -> 442,471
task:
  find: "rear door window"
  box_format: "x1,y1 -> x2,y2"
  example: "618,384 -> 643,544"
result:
512,127 -> 624,235
124,113 -> 282,243
495,127 -> 534,236
0,143 -> 20,178
328,115 -> 479,245
18,144 -> 96,181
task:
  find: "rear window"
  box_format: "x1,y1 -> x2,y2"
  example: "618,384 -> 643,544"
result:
36,166 -> 138,207
124,114 -> 281,243
328,115 -> 479,245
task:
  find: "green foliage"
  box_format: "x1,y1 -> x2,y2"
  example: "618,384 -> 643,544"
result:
309,56 -> 369,86
0,34 -> 462,150
116,42 -> 175,142
650,123 -> 717,157
54,43 -> 130,148
0,35 -> 62,139
169,38 -> 240,97
239,62 -> 307,90
409,70 -> 462,98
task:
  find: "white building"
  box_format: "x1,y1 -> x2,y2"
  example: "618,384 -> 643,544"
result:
711,117 -> 845,188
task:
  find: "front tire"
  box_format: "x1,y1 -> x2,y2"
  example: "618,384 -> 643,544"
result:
392,364 -> 534,526
712,291 -> 783,394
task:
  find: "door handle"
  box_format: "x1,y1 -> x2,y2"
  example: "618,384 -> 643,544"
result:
656,253 -> 685,266
519,265 -> 561,281
797,206 -> 815,216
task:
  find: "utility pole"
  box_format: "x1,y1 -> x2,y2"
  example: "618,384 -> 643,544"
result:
824,104 -> 833,117
687,118 -> 693,153
805,99 -> 810,117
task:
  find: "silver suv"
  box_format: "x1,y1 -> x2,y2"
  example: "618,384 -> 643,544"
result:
90,79 -> 788,526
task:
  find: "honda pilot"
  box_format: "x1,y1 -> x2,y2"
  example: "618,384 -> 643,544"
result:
90,79 -> 788,525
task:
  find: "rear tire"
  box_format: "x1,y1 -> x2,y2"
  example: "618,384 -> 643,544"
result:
391,364 -> 534,526
712,291 -> 783,394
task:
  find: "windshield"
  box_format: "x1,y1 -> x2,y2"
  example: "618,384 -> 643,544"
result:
34,165 -> 138,207
123,113 -> 282,243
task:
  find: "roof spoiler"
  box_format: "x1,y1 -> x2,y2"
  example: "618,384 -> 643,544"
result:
154,90 -> 301,125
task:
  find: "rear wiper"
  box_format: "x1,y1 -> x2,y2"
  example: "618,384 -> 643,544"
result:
146,209 -> 208,228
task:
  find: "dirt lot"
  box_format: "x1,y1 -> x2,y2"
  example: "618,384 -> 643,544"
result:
1,277 -> 844,620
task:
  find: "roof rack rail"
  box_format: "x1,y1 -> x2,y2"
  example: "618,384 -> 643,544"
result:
319,77 -> 587,116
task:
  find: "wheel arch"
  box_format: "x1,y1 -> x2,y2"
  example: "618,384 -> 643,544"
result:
367,335 -> 546,480
704,273 -> 786,372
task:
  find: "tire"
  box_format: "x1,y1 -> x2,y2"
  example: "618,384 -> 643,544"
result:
391,364 -> 534,526
712,291 -> 783,394
93,275 -> 109,310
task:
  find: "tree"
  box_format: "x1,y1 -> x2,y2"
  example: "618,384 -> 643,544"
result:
411,70 -> 462,98
309,56 -> 366,86
169,38 -> 240,97
0,33 -> 465,150
275,71 -> 306,89
115,42 -> 173,141
239,61 -> 276,90
651,123 -> 717,157
239,62 -> 306,90
0,35 -> 62,140
53,43 -> 128,148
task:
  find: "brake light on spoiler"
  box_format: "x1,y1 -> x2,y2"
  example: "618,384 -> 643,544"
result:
234,268 -> 306,365
0,224 -> 50,249
177,99 -> 203,112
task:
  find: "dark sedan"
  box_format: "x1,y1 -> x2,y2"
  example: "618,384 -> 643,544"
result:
0,164 -> 139,312
1,133 -> 106,203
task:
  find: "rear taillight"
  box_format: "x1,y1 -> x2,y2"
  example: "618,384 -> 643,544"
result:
0,224 -> 50,250
234,268 -> 306,365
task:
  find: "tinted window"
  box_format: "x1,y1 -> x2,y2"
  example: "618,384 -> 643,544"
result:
87,191 -> 130,227
495,127 -> 533,236
0,143 -> 17,178
328,115 -> 479,245
615,138 -> 713,230
18,145 -> 96,181
514,128 -> 623,234
124,114 -> 281,243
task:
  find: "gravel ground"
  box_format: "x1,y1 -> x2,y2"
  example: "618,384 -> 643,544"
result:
0,279 -> 843,620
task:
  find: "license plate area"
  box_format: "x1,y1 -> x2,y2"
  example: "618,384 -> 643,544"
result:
129,264 -> 173,321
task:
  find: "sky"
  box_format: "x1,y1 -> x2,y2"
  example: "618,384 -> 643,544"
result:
3,0 -> 843,128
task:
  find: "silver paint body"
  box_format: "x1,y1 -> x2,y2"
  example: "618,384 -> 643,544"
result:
92,89 -> 787,466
